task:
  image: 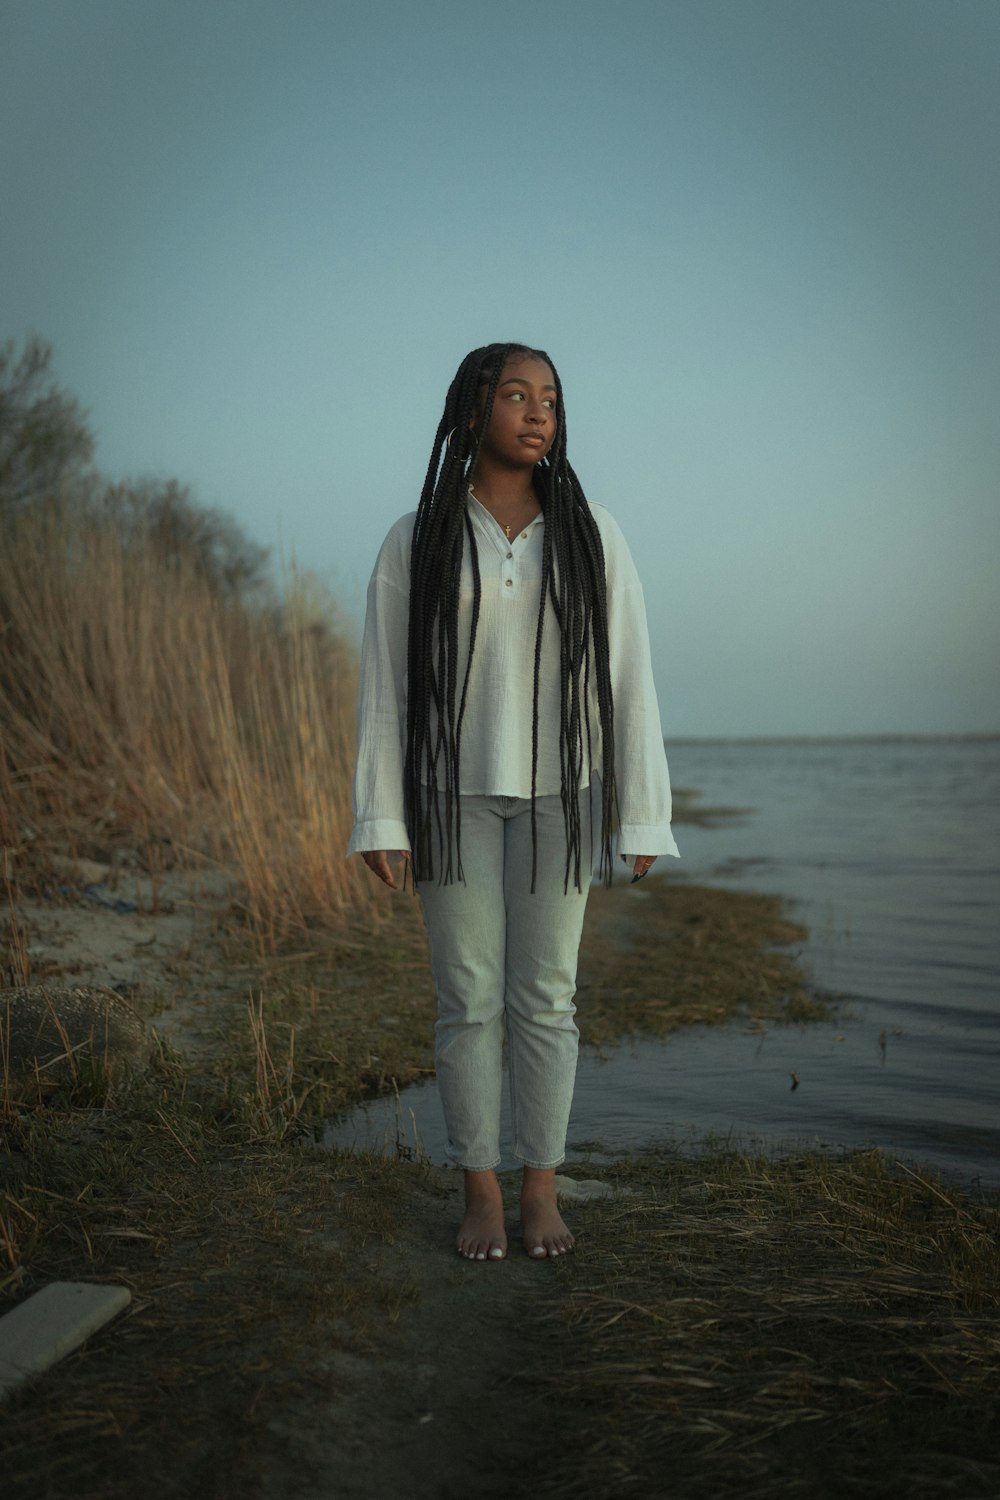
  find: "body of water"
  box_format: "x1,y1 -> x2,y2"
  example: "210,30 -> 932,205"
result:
327,737 -> 1000,1191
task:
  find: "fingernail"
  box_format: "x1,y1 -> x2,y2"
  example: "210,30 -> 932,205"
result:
631,872 -> 646,884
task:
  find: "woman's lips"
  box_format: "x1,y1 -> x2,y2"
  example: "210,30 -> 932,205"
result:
520,434 -> 546,446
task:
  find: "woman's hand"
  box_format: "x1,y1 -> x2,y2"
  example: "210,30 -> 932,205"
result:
361,850 -> 411,890
631,856 -> 657,884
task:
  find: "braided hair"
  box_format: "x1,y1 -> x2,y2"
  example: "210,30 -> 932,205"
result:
404,343 -> 618,891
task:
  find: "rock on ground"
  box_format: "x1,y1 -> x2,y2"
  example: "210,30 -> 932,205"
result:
0,985 -> 147,1095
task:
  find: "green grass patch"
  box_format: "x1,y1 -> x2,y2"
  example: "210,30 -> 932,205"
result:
578,872 -> 826,1049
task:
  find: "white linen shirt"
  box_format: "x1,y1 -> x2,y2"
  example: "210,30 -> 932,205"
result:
347,494 -> 680,864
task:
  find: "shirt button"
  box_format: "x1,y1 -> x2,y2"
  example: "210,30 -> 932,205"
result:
505,578 -> 513,587
521,531 -> 528,539
506,551 -> 513,560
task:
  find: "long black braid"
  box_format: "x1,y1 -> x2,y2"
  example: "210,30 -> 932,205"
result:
404,343 -> 618,890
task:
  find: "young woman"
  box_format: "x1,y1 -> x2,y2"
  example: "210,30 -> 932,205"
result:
348,343 -> 679,1261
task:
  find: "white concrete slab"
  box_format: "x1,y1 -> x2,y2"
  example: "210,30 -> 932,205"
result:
0,1280 -> 131,1398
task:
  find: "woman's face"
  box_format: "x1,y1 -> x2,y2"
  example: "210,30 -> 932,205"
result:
470,355 -> 558,469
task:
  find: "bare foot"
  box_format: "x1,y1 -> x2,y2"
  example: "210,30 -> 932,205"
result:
520,1167 -> 575,1259
457,1171 -> 507,1261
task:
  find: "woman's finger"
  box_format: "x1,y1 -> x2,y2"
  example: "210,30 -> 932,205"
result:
362,850 -> 397,888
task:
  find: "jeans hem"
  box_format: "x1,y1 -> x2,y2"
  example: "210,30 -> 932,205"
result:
450,1155 -> 503,1173
513,1152 -> 566,1170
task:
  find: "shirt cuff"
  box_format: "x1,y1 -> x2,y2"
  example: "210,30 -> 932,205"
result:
617,823 -> 681,860
346,820 -> 411,858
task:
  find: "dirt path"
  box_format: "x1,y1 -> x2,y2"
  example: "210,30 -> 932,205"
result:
258,1169 -> 569,1500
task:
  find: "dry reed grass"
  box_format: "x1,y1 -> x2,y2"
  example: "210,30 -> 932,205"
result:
217,910 -> 437,1134
0,500 -> 382,947
534,1148 -> 1000,1498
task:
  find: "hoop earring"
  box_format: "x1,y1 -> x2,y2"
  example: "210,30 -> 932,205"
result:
446,428 -> 457,449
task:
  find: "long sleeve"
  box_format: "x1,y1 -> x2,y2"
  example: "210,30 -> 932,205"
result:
596,507 -> 680,860
346,515 -> 415,857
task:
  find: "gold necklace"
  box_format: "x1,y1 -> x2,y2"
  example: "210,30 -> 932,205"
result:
469,483 -> 520,541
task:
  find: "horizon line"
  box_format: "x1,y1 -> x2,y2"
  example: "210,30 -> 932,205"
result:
664,732 -> 1000,745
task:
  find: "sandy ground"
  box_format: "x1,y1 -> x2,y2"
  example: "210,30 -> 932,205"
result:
13,855 -> 254,1056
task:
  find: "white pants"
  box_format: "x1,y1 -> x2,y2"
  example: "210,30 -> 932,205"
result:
417,793 -> 591,1170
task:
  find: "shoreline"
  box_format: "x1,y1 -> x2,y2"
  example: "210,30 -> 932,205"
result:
2,863 -> 999,1498
667,730 -> 1000,744
328,1030 -> 1000,1204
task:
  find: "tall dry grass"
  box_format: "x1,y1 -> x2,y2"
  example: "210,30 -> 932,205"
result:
0,499 -> 383,946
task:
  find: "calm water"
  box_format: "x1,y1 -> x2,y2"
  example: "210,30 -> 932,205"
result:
327,738 -> 1000,1191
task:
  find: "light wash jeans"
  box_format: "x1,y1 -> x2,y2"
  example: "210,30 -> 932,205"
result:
417,793 -> 591,1171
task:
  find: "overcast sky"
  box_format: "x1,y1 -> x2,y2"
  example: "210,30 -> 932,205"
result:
2,0 -> 997,737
